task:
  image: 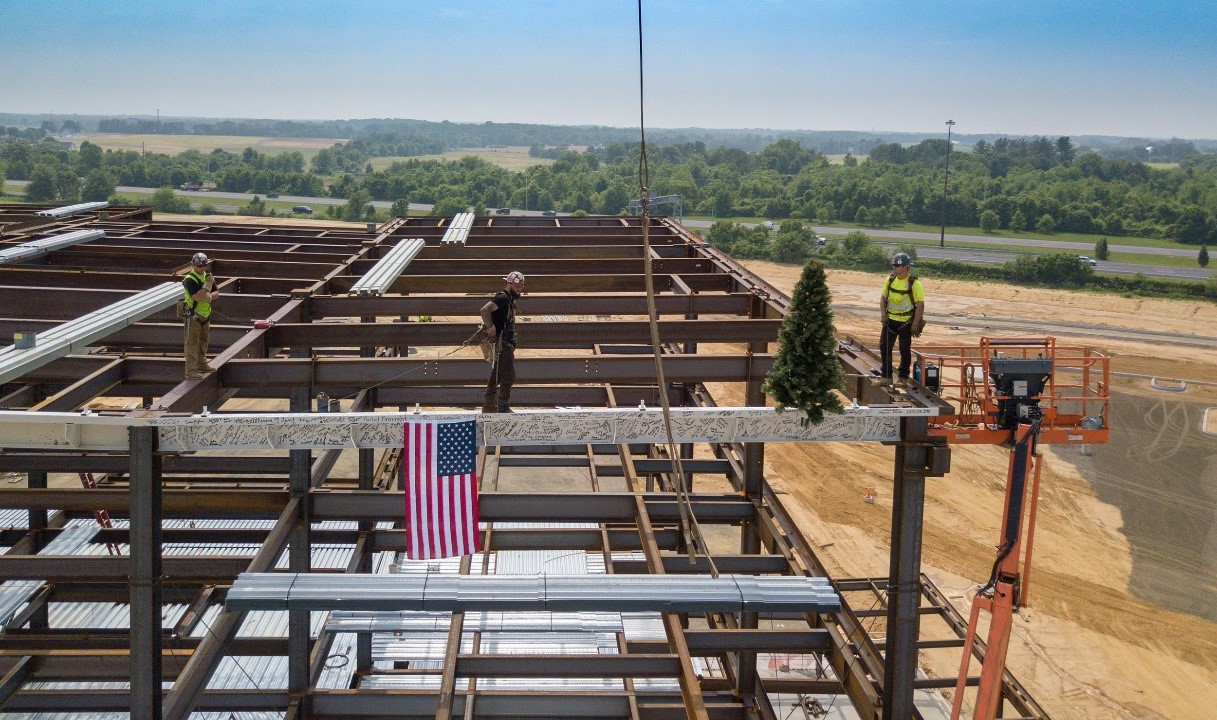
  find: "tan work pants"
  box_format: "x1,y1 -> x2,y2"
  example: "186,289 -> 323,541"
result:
184,316 -> 211,375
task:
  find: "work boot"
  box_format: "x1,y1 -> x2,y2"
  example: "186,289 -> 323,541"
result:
202,365 -> 218,373
496,406 -> 513,413
481,404 -> 497,414
185,371 -> 203,379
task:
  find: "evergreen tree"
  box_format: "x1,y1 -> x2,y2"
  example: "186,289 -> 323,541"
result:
1200,245 -> 1210,268
1095,236 -> 1109,261
762,259 -> 845,425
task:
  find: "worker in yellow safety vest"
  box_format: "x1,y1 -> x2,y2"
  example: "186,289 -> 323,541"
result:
181,252 -> 220,379
878,252 -> 925,384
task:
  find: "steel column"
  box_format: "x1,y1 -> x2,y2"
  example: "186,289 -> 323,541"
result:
882,417 -> 930,720
289,386 -> 311,698
128,425 -> 162,720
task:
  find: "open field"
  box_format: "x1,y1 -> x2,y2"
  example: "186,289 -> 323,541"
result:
370,145 -> 554,172
65,133 -> 342,158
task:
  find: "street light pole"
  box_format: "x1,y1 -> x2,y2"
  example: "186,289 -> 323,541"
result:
940,119 -> 955,248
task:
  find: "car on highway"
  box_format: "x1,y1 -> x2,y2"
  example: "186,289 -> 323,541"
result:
291,205 -> 313,215
813,235 -> 827,247
266,192 -> 280,199
495,207 -> 511,215
1078,255 -> 1097,267
542,210 -> 557,217
763,221 -> 777,230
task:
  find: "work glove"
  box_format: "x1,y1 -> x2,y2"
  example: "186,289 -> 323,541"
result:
912,318 -> 926,338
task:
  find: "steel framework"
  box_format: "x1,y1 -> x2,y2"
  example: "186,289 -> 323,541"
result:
0,204 -> 1053,720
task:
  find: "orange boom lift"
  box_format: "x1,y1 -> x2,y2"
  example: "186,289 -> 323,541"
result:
911,337 -> 1109,720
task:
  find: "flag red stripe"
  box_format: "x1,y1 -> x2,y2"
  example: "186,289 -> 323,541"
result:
403,419 -> 479,560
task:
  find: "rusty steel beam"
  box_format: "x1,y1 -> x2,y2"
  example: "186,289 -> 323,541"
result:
0,286 -> 287,323
28,357 -> 125,412
262,318 -> 778,349
308,292 -> 752,318
0,488 -> 289,516
341,257 -> 713,277
325,272 -> 733,295
0,453 -> 288,474
217,354 -> 773,387
0,555 -> 252,582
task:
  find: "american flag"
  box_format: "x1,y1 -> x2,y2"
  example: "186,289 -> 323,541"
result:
403,418 -> 480,559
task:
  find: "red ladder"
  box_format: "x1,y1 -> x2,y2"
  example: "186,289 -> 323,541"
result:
79,473 -> 121,555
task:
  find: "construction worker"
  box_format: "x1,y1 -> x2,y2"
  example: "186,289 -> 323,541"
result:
181,252 -> 219,379
479,271 -> 525,413
878,252 -> 925,385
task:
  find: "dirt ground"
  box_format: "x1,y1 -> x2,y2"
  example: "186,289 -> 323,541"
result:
737,262 -> 1217,720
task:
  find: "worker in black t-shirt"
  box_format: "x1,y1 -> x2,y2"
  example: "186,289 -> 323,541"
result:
479,271 -> 525,413
181,252 -> 220,379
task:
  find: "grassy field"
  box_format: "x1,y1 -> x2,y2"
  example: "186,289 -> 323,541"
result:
67,133 -> 342,159
370,146 -> 553,172
824,153 -> 867,165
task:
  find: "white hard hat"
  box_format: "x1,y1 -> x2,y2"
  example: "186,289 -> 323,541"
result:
191,252 -> 210,267
504,271 -> 525,284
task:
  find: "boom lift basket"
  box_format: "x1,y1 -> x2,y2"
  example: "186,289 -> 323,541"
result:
911,337 -> 1109,445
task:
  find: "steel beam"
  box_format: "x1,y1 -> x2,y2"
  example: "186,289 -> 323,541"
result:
217,353 -> 771,387
308,292 -> 752,318
263,318 -> 780,349
28,357 -> 125,412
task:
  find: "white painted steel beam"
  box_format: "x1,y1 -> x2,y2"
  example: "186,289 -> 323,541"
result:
0,229 -> 106,265
226,572 -> 841,613
0,405 -> 933,451
0,281 -> 180,385
347,238 -> 425,296
440,212 -> 474,246
33,201 -> 109,218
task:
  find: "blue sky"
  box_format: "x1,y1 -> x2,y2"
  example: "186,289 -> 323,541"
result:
2,0 -> 1214,139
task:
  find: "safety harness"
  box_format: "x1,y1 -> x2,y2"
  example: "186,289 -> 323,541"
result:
882,273 -> 921,323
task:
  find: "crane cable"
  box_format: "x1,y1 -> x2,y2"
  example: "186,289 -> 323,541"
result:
636,0 -> 717,577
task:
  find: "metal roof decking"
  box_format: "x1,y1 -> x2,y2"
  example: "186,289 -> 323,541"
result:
346,237 -> 425,296
226,573 -> 841,614
33,201 -> 110,218
440,212 -> 474,245
0,228 -> 105,265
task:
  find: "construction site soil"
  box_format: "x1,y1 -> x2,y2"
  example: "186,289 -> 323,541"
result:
733,263 -> 1217,720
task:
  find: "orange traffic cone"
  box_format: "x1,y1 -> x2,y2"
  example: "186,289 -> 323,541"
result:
863,488 -> 875,504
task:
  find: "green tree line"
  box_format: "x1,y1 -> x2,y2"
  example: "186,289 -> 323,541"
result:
5,130 -> 1216,246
